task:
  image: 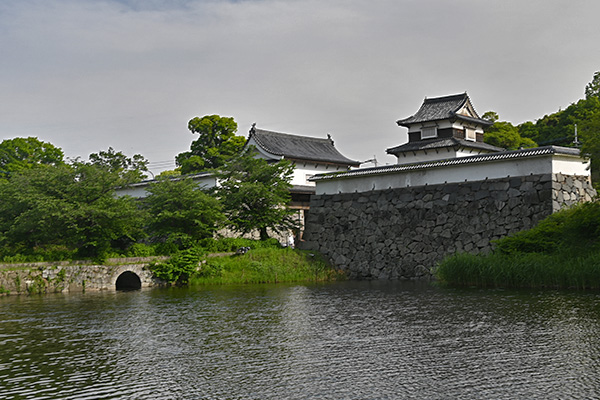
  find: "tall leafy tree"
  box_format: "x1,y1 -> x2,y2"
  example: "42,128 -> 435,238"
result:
217,147 -> 298,240
176,115 -> 246,174
143,176 -> 224,248
585,71 -> 600,99
532,97 -> 600,145
88,147 -> 148,184
0,162 -> 146,259
0,137 -> 64,176
482,113 -> 537,150
517,121 -> 538,142
523,73 -> 600,146
579,111 -> 600,189
481,111 -> 499,123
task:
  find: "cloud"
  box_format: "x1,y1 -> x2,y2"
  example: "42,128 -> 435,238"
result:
1,0 -> 600,173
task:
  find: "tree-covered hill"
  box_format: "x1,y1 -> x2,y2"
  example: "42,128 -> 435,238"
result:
484,71 -> 600,187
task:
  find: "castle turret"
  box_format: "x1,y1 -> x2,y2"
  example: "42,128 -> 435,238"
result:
386,93 -> 503,164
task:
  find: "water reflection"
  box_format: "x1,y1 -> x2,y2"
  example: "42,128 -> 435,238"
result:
1,282 -> 599,399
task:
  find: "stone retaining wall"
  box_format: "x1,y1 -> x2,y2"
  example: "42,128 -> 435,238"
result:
0,263 -> 160,295
302,173 -> 596,280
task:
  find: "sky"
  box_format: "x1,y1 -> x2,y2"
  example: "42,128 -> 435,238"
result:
2,0 -> 600,175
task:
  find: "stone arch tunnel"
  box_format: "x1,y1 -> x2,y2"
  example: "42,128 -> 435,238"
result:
108,264 -> 157,291
115,271 -> 142,290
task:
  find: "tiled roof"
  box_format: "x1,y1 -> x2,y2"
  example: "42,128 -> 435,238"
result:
396,93 -> 492,127
249,128 -> 360,166
311,146 -> 581,181
386,137 -> 504,155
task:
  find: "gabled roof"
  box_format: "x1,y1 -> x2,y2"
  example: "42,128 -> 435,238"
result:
248,127 -> 360,167
396,93 -> 493,128
386,137 -> 503,156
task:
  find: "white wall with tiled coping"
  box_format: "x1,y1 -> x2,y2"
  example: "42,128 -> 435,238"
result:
312,147 -> 591,196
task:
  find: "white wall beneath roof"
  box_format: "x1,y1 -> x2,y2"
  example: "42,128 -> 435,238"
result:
246,136 -> 279,161
396,148 -> 458,164
245,136 -> 350,186
291,162 -> 348,186
407,120 -> 452,133
315,153 -> 590,195
395,147 -> 498,165
552,155 -> 590,176
115,184 -> 150,198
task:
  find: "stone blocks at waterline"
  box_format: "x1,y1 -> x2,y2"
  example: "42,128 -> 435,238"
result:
302,174 -> 596,280
0,261 -> 162,295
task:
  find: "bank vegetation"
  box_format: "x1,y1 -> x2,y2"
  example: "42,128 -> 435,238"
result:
149,238 -> 345,286
435,201 -> 600,289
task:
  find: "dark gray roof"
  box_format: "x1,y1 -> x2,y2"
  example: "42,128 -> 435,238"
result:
386,137 -> 504,156
396,93 -> 493,127
290,184 -> 316,194
312,146 -> 582,182
123,171 -> 214,188
249,128 -> 360,167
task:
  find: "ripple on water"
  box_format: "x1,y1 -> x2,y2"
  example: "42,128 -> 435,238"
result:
1,283 -> 600,399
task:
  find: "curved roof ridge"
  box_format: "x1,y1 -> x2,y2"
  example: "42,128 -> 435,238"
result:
248,127 -> 360,167
251,128 -> 332,155
397,92 -> 492,127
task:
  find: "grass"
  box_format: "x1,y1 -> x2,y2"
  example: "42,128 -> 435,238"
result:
0,237 -> 284,264
188,247 -> 346,285
435,252 -> 600,289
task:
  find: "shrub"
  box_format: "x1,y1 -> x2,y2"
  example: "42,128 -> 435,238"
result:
494,201 -> 600,256
125,243 -> 155,258
437,201 -> 600,289
198,237 -> 282,253
150,247 -> 204,284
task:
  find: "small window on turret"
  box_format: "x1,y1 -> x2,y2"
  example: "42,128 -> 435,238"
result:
465,128 -> 476,141
421,127 -> 437,139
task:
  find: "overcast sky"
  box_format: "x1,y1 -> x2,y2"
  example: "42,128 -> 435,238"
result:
2,0 -> 600,174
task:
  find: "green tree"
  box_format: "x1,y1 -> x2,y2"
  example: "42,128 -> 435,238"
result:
482,111 -> 499,123
143,176 -> 224,248
217,147 -> 298,240
150,247 -> 204,284
88,147 -> 148,184
483,117 -> 537,150
585,71 -> 600,99
532,97 -> 600,145
176,115 -> 246,174
0,162 -> 146,259
156,169 -> 181,178
0,137 -> 64,176
517,121 -> 538,142
579,111 -> 600,189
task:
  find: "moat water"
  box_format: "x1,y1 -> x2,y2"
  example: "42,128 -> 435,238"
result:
1,281 -> 600,399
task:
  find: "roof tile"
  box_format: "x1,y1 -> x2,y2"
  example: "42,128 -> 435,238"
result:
250,128 -> 359,166
386,137 -> 504,155
397,93 -> 492,127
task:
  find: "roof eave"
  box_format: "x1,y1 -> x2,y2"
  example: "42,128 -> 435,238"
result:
286,156 -> 360,168
452,113 -> 494,127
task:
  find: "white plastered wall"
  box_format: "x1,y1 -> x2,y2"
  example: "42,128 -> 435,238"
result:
396,147 -> 494,165
315,153 -> 591,195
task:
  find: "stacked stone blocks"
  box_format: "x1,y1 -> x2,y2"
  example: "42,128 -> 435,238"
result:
302,174 -> 596,280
